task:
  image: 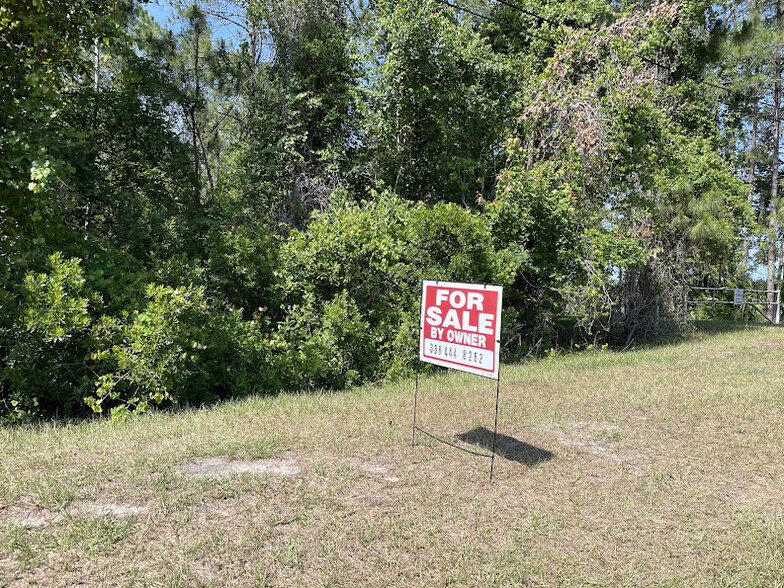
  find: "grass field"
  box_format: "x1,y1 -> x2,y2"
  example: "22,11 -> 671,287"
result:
2,321 -> 784,586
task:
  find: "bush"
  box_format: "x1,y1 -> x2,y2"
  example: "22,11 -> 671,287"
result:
88,284 -> 209,417
2,253 -> 93,420
0,190 -> 570,420
275,192 -> 521,388
207,224 -> 280,318
88,284 -> 281,419
1,244 -> 283,422
487,161 -> 583,352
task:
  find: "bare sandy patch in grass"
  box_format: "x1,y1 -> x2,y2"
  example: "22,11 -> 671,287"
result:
2,501 -> 147,529
753,341 -> 780,349
548,420 -> 623,462
1,507 -> 62,528
183,457 -> 301,478
70,501 -> 148,518
717,476 -> 784,515
358,462 -> 401,482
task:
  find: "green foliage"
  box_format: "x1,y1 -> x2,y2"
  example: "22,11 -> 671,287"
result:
2,254 -> 93,421
21,254 -> 92,342
0,0 -> 128,191
207,224 -> 279,317
582,227 -> 652,270
0,0 -> 766,420
88,284 -> 208,417
275,193 -> 520,388
653,136 -> 749,275
221,0 -> 359,228
566,227 -> 655,341
277,291 -> 376,389
362,0 -> 511,203
88,284 -> 281,419
488,160 -> 581,339
490,161 -> 578,280
508,1 -> 752,341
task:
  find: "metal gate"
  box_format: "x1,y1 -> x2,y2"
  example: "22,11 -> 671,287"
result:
685,287 -> 781,324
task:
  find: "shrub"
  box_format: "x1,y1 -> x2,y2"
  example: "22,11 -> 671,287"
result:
275,192 -> 520,388
87,283 -> 282,419
2,253 -> 93,420
207,224 -> 280,318
87,284 -> 209,418
487,161 -> 583,352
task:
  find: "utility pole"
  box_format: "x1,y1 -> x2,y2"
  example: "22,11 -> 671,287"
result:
767,0 -> 782,320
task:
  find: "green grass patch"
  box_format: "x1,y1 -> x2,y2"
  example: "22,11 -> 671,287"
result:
1,320 -> 784,586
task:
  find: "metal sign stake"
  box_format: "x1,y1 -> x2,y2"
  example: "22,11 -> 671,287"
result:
489,371 -> 501,481
412,343 -> 420,447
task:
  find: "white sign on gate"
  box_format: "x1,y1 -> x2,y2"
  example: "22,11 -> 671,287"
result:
419,280 -> 503,379
734,289 -> 744,305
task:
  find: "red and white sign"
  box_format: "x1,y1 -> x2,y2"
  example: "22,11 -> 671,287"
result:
419,280 -> 503,379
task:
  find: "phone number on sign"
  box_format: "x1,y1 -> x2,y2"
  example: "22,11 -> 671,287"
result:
422,339 -> 493,371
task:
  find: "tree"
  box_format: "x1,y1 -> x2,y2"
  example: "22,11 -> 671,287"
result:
211,0 -> 358,230
720,1 -> 784,313
510,1 -> 747,339
361,0 -> 511,204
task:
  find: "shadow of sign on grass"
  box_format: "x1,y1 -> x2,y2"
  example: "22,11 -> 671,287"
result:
456,427 -> 554,466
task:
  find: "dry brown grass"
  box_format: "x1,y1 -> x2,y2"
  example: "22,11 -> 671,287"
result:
2,321 -> 784,586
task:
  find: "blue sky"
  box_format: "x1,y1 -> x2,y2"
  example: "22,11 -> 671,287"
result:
144,1 -> 180,30
143,1 -> 241,42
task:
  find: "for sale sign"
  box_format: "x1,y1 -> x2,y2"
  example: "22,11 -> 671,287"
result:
419,280 -> 503,379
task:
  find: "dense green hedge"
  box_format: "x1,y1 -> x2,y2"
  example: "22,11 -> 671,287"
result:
274,193 -> 525,389
0,193 -> 547,422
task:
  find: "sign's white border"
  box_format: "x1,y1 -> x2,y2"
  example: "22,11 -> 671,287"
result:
419,280 -> 503,379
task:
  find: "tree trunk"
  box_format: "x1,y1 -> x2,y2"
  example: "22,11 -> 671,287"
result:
741,98 -> 757,270
192,7 -> 201,207
93,37 -> 99,91
196,124 -> 214,202
778,229 -> 784,285
191,104 -> 199,203
248,19 -> 260,120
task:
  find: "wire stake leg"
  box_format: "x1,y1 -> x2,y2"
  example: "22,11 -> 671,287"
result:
413,339 -> 421,447
489,372 -> 501,481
